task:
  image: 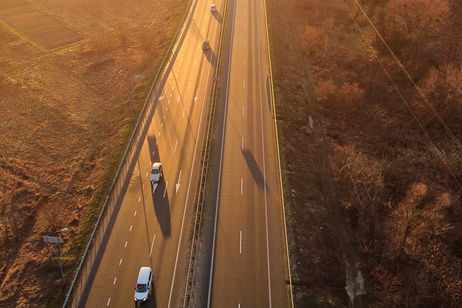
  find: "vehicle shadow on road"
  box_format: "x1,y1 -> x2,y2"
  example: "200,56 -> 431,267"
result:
204,48 -> 217,67
242,148 -> 269,190
147,135 -> 171,238
212,10 -> 222,23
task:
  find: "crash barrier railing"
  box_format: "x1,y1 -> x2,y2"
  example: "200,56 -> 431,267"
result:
62,0 -> 199,306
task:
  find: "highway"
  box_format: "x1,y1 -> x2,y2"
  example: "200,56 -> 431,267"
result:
81,0 -> 223,307
207,0 -> 290,306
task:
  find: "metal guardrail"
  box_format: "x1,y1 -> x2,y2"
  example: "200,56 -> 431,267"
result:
61,0 -> 199,306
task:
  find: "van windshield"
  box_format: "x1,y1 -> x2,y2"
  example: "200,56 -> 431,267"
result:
136,284 -> 147,292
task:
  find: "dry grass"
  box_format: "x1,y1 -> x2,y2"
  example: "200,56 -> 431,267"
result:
0,0 -> 188,306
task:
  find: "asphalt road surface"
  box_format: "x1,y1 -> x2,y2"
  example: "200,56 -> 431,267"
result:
81,0 -> 223,307
208,0 -> 290,306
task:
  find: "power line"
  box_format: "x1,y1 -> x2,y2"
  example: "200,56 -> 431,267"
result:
338,0 -> 462,188
348,0 -> 462,152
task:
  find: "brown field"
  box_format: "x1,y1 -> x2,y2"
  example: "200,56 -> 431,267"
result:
0,0 -> 188,306
268,0 -> 462,307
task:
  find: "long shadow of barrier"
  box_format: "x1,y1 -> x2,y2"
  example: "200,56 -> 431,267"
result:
242,148 -> 269,190
76,31 -> 184,308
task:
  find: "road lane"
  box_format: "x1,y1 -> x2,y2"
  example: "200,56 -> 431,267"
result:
209,0 -> 289,306
82,0 -> 223,307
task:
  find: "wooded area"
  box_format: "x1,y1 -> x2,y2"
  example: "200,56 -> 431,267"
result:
269,0 -> 462,306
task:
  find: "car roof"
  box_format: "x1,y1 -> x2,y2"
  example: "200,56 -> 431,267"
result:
152,162 -> 161,169
137,267 -> 152,283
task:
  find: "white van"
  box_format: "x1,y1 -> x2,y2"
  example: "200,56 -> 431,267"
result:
134,267 -> 153,303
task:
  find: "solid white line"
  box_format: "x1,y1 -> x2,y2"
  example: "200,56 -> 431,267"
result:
163,181 -> 169,198
239,231 -> 242,254
167,44 -> 212,308
113,277 -> 117,285
124,241 -> 128,248
149,234 -> 157,258
118,258 -> 123,266
240,178 -> 243,195
177,169 -> 182,183
174,138 -> 178,153
129,225 -> 133,232
133,210 -> 137,217
106,297 -> 111,306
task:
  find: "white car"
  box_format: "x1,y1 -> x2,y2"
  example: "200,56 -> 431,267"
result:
211,4 -> 217,12
149,162 -> 162,183
134,267 -> 153,303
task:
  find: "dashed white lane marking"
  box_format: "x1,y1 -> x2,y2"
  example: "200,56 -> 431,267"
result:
161,122 -> 164,127
106,297 -> 111,306
194,96 -> 198,102
118,258 -> 123,266
174,139 -> 178,153
158,132 -> 161,136
163,181 -> 169,198
241,137 -> 244,150
124,241 -> 128,248
113,277 -> 117,285
188,81 -> 192,89
138,196 -> 141,202
133,210 -> 137,217
177,95 -> 180,102
149,234 -> 157,258
238,303 -> 241,308
129,225 -> 133,232
146,172 -> 149,177
242,106 -> 245,117
244,58 -> 246,65
241,178 -> 243,195
239,231 -> 242,254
